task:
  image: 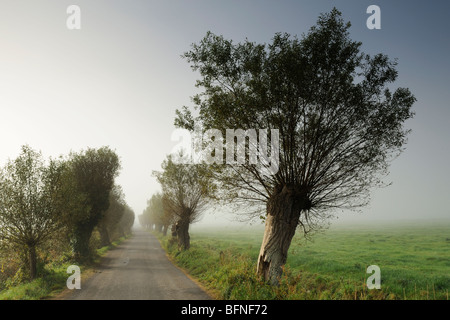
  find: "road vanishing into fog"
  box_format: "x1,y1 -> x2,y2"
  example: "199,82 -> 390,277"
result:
60,228 -> 211,300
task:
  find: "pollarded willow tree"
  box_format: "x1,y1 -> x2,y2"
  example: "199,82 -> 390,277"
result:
98,185 -> 134,247
0,146 -> 67,279
153,155 -> 215,250
175,9 -> 416,285
69,146 -> 121,261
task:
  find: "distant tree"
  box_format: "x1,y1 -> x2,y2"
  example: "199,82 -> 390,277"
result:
147,193 -> 165,233
0,146 -> 67,279
160,194 -> 177,236
143,192 -> 176,236
141,198 -> 155,231
117,204 -> 135,237
139,210 -> 152,230
68,147 -> 121,261
153,155 -> 215,250
175,9 -> 416,284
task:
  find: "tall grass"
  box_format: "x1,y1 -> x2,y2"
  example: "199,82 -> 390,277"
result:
156,221 -> 450,300
0,262 -> 76,300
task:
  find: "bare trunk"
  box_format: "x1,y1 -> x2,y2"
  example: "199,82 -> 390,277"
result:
177,217 -> 190,251
29,245 -> 37,280
171,223 -> 177,237
257,185 -> 311,285
72,221 -> 95,262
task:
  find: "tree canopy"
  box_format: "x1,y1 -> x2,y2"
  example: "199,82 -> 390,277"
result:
68,146 -> 121,260
0,146 -> 67,278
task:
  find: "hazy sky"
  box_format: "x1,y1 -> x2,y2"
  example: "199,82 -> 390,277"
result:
0,0 -> 449,226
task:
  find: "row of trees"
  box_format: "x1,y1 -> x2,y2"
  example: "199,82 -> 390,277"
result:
139,193 -> 170,235
0,145 -> 134,280
146,8 -> 416,286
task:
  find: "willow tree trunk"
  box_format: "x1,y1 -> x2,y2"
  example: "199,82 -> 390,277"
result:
177,217 -> 191,251
257,185 -> 311,285
72,221 -> 96,262
162,224 -> 169,236
28,245 -> 37,280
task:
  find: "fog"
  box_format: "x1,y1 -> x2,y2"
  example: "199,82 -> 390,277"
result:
1,1 -> 449,226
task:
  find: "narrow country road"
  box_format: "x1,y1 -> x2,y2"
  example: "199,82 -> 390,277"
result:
62,228 -> 211,300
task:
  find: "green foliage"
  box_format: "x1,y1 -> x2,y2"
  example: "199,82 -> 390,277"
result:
0,256 -> 73,300
0,145 -> 69,279
0,233 -> 130,299
0,144 -> 133,294
176,7 -> 416,229
153,155 -> 216,224
98,185 -> 135,247
140,192 -> 171,231
152,154 -> 215,250
68,146 -> 121,261
176,7 -> 416,286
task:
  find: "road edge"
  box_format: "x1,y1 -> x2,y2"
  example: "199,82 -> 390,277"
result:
150,232 -> 221,300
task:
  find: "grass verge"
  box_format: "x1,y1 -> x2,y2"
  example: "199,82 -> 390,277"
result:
0,235 -> 130,300
153,222 -> 450,300
154,231 -> 385,299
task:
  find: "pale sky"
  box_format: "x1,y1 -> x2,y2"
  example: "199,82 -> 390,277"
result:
0,0 -> 449,226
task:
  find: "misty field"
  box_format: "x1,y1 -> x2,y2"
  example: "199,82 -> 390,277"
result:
158,220 -> 450,300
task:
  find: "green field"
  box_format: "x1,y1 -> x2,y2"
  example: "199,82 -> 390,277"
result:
157,220 -> 450,300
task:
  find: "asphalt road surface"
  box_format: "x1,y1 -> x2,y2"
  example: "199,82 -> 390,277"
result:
63,228 -> 211,300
